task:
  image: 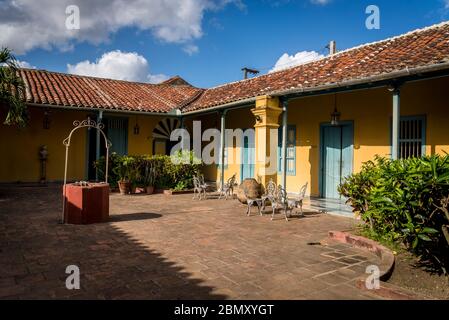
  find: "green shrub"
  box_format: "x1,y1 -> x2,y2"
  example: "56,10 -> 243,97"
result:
339,155 -> 449,273
93,152 -> 121,187
94,151 -> 202,191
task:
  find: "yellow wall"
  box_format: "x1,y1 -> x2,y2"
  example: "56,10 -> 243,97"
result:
2,76 -> 448,188
183,108 -> 254,185
280,76 -> 449,196
0,107 -> 88,183
127,115 -> 164,155
222,108 -> 255,184
0,107 -> 168,183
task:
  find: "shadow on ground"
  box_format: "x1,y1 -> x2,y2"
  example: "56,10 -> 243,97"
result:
0,186 -> 225,299
109,212 -> 162,222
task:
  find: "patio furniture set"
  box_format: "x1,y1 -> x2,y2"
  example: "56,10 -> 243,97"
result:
193,174 -> 308,221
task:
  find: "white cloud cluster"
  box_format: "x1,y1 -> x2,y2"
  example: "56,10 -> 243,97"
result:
270,51 -> 324,73
310,0 -> 331,5
67,50 -> 169,84
0,0 -> 240,54
16,60 -> 36,69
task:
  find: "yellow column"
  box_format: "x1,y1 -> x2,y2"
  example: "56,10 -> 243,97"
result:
251,96 -> 282,186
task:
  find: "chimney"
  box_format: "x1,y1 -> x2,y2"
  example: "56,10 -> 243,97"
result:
328,40 -> 337,55
241,67 -> 260,79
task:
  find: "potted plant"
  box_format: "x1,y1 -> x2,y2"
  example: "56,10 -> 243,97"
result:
128,160 -> 140,194
113,156 -> 132,195
143,160 -> 157,194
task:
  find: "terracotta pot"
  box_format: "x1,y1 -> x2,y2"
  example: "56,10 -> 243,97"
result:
237,179 -> 262,204
145,186 -> 155,195
118,181 -> 131,195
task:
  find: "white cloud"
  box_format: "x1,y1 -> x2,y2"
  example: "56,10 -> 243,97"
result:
0,0 -> 241,54
183,44 -> 200,55
147,73 -> 170,84
67,50 -> 169,84
16,60 -> 36,69
310,0 -> 331,5
270,51 -> 324,73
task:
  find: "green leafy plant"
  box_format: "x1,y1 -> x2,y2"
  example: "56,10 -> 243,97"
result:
93,152 -> 121,187
94,151 -> 202,191
0,48 -> 28,127
142,159 -> 157,187
339,155 -> 449,273
113,156 -> 135,183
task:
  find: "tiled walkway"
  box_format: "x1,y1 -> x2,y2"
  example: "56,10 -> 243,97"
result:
0,186 -> 382,299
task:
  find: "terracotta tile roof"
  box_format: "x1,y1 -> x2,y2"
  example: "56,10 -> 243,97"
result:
19,69 -> 204,113
18,21 -> 449,115
184,21 -> 449,112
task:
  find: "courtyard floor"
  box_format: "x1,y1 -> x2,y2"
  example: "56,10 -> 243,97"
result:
0,185 -> 383,300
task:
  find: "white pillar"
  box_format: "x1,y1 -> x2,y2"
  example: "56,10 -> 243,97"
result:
392,88 -> 400,160
281,100 -> 288,190
96,110 -> 103,181
220,111 -> 226,190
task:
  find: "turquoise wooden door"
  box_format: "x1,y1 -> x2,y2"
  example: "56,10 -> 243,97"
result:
241,135 -> 255,180
321,123 -> 353,199
107,118 -> 128,155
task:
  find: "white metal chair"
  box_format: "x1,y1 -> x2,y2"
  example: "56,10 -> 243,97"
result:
271,186 -> 291,221
192,175 -> 207,200
287,182 -> 308,217
218,174 -> 236,200
243,187 -> 263,217
261,179 -> 277,212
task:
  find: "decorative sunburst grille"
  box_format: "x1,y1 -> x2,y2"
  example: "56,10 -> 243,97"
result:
152,118 -> 181,140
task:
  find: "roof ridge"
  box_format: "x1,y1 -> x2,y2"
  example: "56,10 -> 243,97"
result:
19,67 -> 201,88
206,20 -> 449,91
179,89 -> 206,111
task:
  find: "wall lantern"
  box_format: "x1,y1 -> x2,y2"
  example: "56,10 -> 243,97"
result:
133,116 -> 140,135
43,109 -> 51,129
330,94 -> 340,126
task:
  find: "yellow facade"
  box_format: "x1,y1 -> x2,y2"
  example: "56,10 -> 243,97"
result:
277,76 -> 449,196
127,115 -> 164,155
1,76 -> 448,192
0,107 -> 166,183
210,76 -> 449,196
0,107 -> 88,182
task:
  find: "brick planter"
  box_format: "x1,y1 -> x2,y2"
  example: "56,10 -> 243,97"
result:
63,183 -> 109,224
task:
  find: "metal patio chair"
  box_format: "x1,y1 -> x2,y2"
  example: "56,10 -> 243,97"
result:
199,174 -> 209,199
218,174 -> 236,200
192,175 -> 207,200
243,187 -> 263,217
287,182 -> 308,217
261,179 -> 277,212
271,185 -> 291,221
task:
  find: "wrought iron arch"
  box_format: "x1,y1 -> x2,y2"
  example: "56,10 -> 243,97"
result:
61,118 -> 112,223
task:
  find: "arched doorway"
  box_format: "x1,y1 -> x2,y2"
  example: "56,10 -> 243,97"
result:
152,118 -> 181,155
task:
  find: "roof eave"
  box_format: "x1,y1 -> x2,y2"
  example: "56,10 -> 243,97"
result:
271,62 -> 449,99
25,103 -> 179,117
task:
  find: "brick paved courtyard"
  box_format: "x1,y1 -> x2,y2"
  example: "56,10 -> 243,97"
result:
0,186 -> 383,299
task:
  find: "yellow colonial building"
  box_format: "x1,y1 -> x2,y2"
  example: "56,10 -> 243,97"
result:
1,21 -> 449,201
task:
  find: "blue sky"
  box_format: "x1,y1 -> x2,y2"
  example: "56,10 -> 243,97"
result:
2,0 -> 449,88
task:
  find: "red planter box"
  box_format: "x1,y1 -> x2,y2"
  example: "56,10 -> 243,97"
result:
63,183 -> 110,224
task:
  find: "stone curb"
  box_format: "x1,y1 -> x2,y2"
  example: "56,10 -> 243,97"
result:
327,231 -> 427,300
328,231 -> 395,281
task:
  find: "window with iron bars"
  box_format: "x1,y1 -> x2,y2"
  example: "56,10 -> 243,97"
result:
397,116 -> 426,159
